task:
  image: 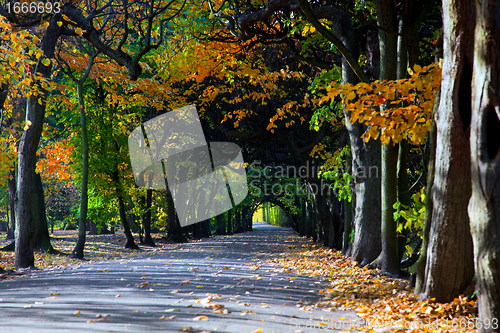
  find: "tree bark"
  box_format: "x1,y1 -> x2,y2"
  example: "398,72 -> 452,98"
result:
6,168 -> 16,240
414,92 -> 438,293
324,5 -> 382,265
371,0 -> 402,277
305,158 -> 342,249
469,0 -> 500,329
141,188 -> 155,246
15,15 -> 63,268
166,190 -> 185,242
396,140 -> 410,262
342,156 -> 353,256
32,173 -> 54,252
419,0 -> 475,302
73,78 -> 90,259
116,192 -> 139,249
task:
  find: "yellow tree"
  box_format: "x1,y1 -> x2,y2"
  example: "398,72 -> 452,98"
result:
0,0 -> 186,267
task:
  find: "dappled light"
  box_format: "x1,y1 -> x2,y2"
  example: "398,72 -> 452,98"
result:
0,0 -> 497,331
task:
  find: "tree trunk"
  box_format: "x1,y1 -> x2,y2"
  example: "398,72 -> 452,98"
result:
370,0 -> 403,277
342,155 -> 353,256
329,9 -> 382,266
166,190 -> 185,242
299,197 -> 306,236
73,80 -> 90,259
376,142 -> 402,276
469,0 -> 500,329
419,0 -> 475,302
33,173 -> 54,252
414,95 -> 438,292
216,209 -> 225,235
306,160 -> 341,249
141,188 -> 155,246
15,16 -> 64,268
349,124 -> 382,266
6,168 -> 16,240
227,210 -> 233,234
87,219 -> 98,235
116,192 -> 139,249
396,140 -> 410,262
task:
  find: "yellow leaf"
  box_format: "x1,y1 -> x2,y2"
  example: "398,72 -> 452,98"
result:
251,329 -> 263,333
192,315 -> 208,321
24,120 -> 32,130
57,21 -> 63,27
41,58 -> 50,66
346,91 -> 356,102
75,28 -> 84,36
413,64 -> 422,73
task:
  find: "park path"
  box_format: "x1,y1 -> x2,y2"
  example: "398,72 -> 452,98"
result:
0,223 -> 358,333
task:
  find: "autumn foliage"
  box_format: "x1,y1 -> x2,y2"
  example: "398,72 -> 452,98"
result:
319,63 -> 442,144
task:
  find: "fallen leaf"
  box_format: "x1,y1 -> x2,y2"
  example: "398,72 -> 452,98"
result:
160,315 -> 176,320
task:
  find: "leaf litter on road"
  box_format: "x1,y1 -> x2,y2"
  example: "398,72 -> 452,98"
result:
272,235 -> 477,332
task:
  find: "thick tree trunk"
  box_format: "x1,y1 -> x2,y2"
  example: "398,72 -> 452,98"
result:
349,122 -> 382,266
15,95 -> 42,268
369,0 -> 401,277
377,142 -> 401,276
419,0 -> 475,302
33,173 -> 54,252
327,9 -> 382,264
469,0 -> 500,329
15,15 -> 63,268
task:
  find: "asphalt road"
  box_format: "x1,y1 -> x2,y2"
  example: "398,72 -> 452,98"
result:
0,223 -> 358,332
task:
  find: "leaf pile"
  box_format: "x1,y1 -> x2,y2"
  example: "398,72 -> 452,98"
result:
272,236 -> 477,332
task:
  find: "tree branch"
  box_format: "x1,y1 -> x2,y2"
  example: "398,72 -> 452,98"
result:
296,0 -> 369,83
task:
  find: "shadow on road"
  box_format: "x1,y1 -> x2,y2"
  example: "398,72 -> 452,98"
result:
0,223 -> 358,332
